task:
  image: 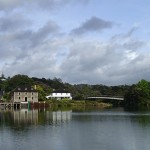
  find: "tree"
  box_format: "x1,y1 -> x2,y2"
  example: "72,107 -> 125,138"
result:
124,80 -> 150,109
136,79 -> 150,98
35,85 -> 46,101
5,74 -> 34,92
51,77 -> 64,89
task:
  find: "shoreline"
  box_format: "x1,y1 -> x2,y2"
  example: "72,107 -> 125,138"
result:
0,100 -> 112,110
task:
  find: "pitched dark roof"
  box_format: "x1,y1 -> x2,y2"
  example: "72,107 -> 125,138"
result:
13,86 -> 37,92
53,89 -> 70,93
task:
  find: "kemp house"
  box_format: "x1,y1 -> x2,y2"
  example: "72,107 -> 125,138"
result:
46,89 -> 72,100
11,86 -> 38,103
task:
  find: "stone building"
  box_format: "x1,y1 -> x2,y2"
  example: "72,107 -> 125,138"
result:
12,86 -> 38,103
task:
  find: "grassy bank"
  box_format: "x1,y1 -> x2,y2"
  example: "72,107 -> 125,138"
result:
46,99 -> 112,110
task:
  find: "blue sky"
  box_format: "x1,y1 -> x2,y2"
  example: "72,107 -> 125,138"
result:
0,0 -> 150,85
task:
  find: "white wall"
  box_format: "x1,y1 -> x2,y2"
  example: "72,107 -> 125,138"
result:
46,92 -> 72,100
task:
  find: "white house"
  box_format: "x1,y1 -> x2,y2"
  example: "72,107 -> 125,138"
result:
46,90 -> 72,100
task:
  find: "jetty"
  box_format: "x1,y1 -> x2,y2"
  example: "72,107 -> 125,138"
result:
0,101 -> 49,110
0,102 -> 21,109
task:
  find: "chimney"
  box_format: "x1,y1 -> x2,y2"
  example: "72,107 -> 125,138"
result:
34,85 -> 37,90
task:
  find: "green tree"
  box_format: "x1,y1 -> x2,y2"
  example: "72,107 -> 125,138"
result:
136,79 -> 150,98
51,77 -> 64,89
35,85 -> 46,101
5,74 -> 34,92
34,84 -> 53,101
124,79 -> 150,109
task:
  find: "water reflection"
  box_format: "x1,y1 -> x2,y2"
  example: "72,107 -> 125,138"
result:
47,111 -> 72,124
14,109 -> 38,125
0,108 -> 150,150
0,109 -> 72,128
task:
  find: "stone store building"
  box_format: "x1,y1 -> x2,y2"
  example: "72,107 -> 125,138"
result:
11,86 -> 38,103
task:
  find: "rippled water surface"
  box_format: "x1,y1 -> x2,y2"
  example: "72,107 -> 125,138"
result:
0,108 -> 150,150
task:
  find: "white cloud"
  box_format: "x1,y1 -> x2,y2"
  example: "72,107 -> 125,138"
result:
0,0 -> 150,85
1,24 -> 149,85
125,50 -> 138,60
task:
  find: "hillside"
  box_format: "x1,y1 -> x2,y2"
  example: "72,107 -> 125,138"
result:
0,74 -> 130,101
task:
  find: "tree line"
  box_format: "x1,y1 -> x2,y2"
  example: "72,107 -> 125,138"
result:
0,74 -> 129,101
1,74 -> 150,109
124,79 -> 150,109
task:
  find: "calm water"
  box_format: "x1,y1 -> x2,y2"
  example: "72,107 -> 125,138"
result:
0,108 -> 150,150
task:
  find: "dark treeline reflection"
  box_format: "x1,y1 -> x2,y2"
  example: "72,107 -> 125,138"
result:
0,109 -> 72,130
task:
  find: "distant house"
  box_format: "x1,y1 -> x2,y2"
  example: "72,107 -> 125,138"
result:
46,90 -> 72,100
11,86 -> 38,103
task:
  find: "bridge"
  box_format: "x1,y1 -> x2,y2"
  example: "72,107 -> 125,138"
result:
87,96 -> 124,101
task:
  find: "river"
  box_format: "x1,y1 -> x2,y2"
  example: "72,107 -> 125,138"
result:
0,107 -> 150,150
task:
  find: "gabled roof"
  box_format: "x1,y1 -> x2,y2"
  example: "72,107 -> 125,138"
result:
53,89 -> 70,93
13,86 -> 37,92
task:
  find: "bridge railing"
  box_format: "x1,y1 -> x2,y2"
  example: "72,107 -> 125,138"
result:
87,96 -> 124,101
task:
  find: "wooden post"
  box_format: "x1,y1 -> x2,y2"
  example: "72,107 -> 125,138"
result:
28,101 -> 30,110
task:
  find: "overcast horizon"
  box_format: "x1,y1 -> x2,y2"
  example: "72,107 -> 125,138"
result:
0,0 -> 150,86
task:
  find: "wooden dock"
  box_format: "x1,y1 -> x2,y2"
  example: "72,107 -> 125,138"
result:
0,102 -> 21,109
0,102 -> 49,109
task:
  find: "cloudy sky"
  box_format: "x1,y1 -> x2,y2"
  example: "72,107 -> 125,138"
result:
0,0 -> 150,85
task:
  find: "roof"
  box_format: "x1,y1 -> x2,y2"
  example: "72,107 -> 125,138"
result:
13,86 -> 37,92
53,89 -> 70,93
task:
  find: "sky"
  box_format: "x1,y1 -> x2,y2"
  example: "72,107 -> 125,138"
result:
0,0 -> 150,85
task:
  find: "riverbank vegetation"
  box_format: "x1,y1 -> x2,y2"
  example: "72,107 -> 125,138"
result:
124,79 -> 150,109
1,74 -> 150,109
47,99 -> 112,110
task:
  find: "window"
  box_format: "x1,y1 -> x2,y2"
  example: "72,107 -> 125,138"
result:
19,97 -> 20,100
25,88 -> 27,90
18,92 -> 20,95
32,97 -> 34,100
18,88 -> 20,90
